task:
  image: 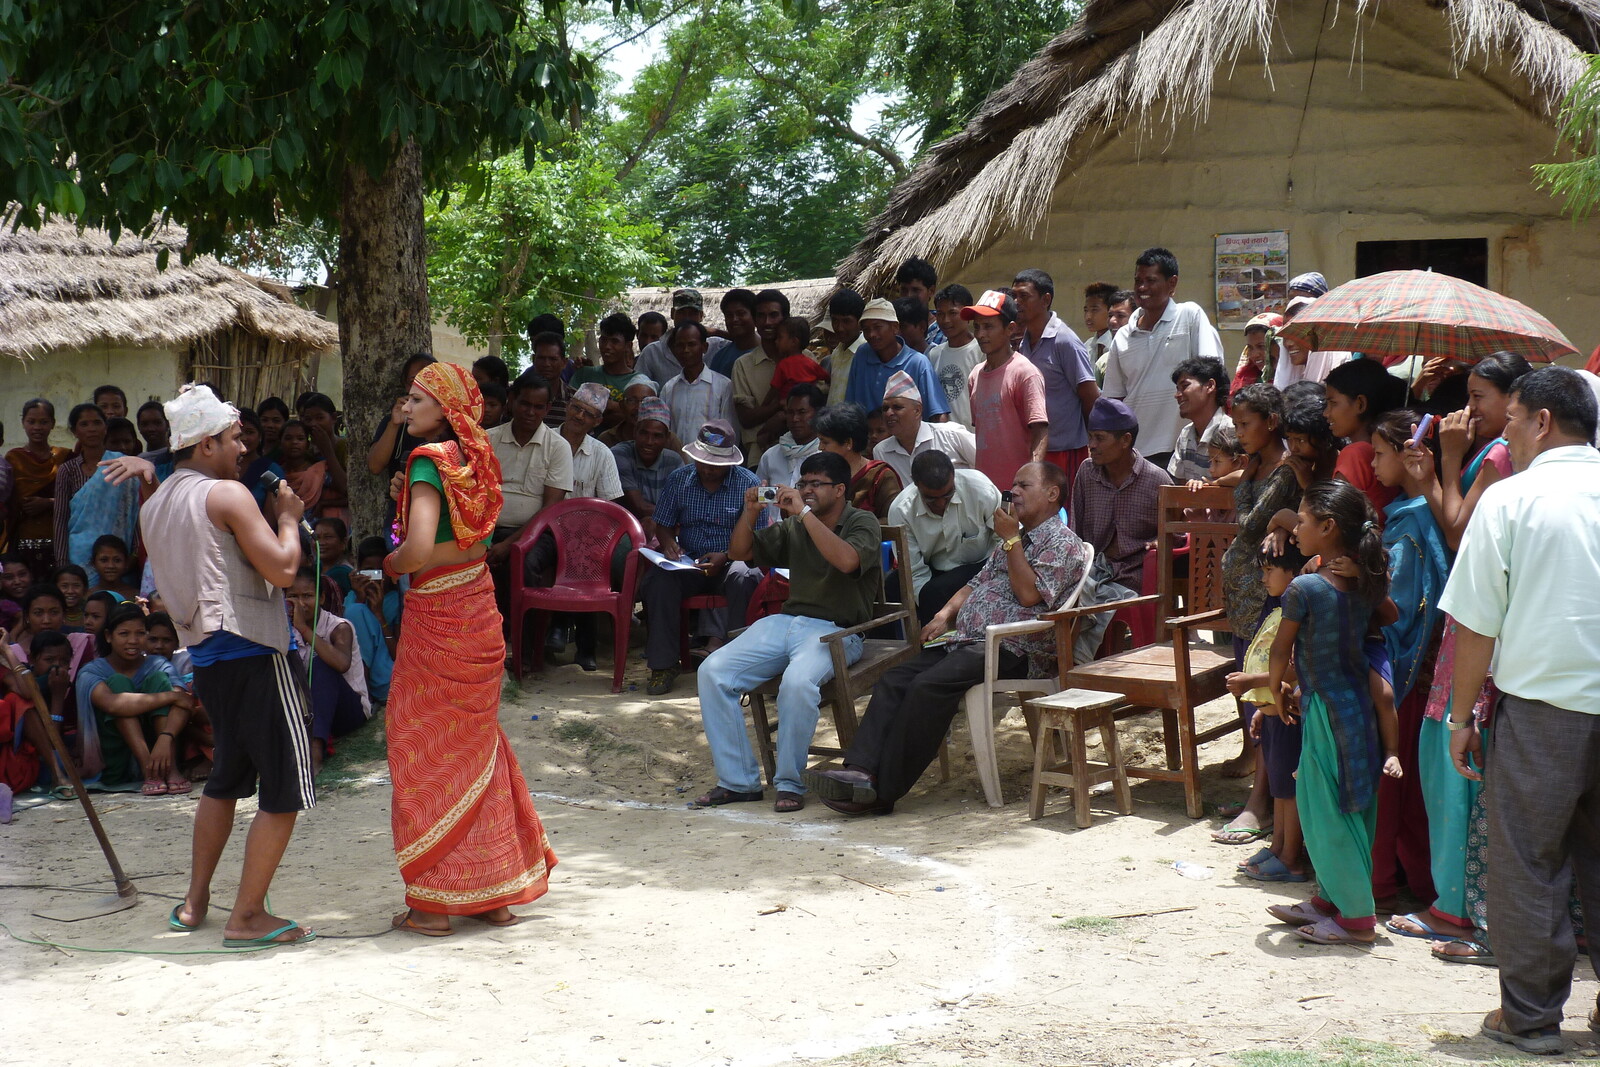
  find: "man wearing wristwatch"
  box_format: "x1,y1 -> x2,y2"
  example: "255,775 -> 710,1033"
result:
808,461 -> 1089,816
1435,367 -> 1600,1057
691,451 -> 882,815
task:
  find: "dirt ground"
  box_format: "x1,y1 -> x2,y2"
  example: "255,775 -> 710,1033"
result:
4,652 -> 1597,1067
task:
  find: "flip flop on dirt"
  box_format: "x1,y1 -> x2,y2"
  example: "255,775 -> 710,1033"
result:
773,791 -> 805,813
1238,847 -> 1275,871
691,786 -> 764,807
223,921 -> 316,948
1430,938 -> 1496,966
1241,855 -> 1307,882
168,902 -> 204,932
141,778 -> 168,797
391,912 -> 453,938
164,775 -> 192,795
466,910 -> 527,928
1386,912 -> 1467,940
1295,916 -> 1375,946
1267,901 -> 1328,926
1211,820 -> 1271,844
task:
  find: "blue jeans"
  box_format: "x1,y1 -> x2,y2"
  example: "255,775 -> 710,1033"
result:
696,614 -> 864,796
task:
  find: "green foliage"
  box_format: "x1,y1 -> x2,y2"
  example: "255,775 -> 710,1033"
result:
425,145 -> 672,361
1057,914 -> 1122,934
0,0 -> 607,253
600,0 -> 1082,284
1230,1037 -> 1466,1067
1535,52 -> 1600,221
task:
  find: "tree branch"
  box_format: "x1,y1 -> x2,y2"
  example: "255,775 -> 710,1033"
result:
740,58 -> 907,177
615,34 -> 703,181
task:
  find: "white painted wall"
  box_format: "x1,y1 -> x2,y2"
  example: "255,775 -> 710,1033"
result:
2,344 -> 181,450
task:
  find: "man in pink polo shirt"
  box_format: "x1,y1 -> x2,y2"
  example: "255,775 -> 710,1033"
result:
964,289 -> 1049,492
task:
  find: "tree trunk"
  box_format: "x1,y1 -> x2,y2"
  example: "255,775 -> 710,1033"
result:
337,140 -> 432,543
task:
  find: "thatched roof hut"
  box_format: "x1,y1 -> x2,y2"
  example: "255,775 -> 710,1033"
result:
622,278 -> 838,329
0,219 -> 337,405
838,0 -> 1600,348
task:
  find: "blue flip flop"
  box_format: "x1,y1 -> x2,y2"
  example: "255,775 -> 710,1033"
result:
222,921 -> 315,948
1241,854 -> 1308,882
1237,847 -> 1274,871
168,902 -> 201,932
1384,912 -> 1445,940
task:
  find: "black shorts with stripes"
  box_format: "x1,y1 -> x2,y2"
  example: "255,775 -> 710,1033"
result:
194,652 -> 317,814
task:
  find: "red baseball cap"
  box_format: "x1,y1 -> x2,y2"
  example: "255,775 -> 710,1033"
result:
960,289 -> 1018,322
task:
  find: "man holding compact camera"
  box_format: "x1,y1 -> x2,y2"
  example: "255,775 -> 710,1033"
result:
692,451 -> 883,814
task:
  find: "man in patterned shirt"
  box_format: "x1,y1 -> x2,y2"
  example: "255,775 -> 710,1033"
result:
807,461 -> 1088,815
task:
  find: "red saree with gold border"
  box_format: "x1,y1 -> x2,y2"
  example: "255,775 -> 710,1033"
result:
386,558 -> 556,913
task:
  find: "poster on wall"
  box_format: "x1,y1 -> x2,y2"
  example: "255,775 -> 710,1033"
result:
1214,231 -> 1289,329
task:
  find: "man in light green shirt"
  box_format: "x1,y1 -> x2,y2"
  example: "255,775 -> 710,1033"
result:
887,451 -> 999,625
1437,366 -> 1600,1055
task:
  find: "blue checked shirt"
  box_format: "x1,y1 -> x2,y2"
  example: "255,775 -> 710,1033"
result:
653,464 -> 761,559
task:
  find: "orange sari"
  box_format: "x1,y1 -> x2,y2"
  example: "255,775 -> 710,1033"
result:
386,362 -> 554,914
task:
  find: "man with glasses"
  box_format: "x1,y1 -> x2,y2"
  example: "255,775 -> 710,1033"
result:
808,462 -> 1088,816
692,451 -> 882,814
889,450 -> 1000,626
639,420 -> 761,696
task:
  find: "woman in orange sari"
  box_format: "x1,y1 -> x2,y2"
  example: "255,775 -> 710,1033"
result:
383,362 -> 556,935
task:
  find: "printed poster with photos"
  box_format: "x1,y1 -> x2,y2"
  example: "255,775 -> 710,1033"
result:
1215,231 -> 1289,328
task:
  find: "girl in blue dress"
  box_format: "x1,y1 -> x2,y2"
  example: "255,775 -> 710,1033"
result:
1264,480 -> 1401,946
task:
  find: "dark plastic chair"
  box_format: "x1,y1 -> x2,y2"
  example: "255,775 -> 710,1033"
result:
508,498 -> 645,693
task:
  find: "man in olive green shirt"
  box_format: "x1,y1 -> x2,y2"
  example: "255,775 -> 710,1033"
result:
692,451 -> 881,814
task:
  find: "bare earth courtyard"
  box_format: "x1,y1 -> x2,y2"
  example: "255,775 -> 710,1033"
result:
4,658 -> 1596,1067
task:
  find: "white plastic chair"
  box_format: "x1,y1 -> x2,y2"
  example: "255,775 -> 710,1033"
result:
962,543 -> 1095,808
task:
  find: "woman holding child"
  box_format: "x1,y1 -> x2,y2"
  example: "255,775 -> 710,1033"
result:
383,361 -> 556,936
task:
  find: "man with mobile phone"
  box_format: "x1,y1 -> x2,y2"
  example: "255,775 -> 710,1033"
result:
808,462 -> 1088,815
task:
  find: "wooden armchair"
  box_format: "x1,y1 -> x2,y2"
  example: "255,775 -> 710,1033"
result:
746,524 -> 920,782
1043,484 -> 1239,818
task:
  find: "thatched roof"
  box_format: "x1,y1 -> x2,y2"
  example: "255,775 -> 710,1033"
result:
838,0 -> 1600,292
0,219 -> 339,360
622,278 -> 838,329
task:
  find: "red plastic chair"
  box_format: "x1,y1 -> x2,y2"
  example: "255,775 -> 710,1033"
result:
508,498 -> 645,693
679,594 -> 727,671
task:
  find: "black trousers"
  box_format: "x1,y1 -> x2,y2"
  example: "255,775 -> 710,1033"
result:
916,563 -> 985,627
844,643 -> 1026,807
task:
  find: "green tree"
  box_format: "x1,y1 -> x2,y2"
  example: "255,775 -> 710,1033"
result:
600,0 -> 1081,284
0,0 -> 608,535
1535,54 -> 1600,220
425,146 -> 673,363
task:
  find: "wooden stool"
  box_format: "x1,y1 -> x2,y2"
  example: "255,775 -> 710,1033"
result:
1022,688 -> 1133,826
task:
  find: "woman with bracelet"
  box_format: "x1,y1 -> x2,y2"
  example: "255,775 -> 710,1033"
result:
77,602 -> 194,795
383,361 -> 556,936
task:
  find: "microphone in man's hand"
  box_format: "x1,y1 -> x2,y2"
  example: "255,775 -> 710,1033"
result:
258,470 -> 317,536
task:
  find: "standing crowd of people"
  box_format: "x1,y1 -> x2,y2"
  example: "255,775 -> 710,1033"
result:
2,247 -> 1596,1053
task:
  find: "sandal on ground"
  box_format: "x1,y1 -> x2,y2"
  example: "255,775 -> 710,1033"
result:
1431,938 -> 1496,966
1385,911 -> 1457,940
466,910 -> 527,928
803,767 -> 877,804
1589,1003 -> 1599,1034
223,921 -> 316,948
1241,855 -> 1308,882
390,911 -> 453,938
1267,901 -> 1328,926
774,791 -> 804,813
1211,820 -> 1271,845
1237,847 -> 1274,871
1295,916 -> 1374,946
168,902 -> 203,932
691,786 -> 763,807
1480,1009 -> 1562,1055
164,775 -> 192,795
141,778 -> 168,796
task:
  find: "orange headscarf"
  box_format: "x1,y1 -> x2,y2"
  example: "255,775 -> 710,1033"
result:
398,362 -> 504,550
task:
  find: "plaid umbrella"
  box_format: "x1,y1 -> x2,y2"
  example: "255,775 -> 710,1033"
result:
1277,270 -> 1576,365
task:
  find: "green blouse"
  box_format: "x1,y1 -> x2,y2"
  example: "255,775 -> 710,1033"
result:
409,457 -> 492,546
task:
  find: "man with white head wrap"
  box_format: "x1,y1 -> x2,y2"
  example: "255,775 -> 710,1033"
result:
870,370 -> 977,487
136,383 -> 317,947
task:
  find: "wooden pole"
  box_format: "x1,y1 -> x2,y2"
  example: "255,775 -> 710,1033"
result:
0,637 -> 136,899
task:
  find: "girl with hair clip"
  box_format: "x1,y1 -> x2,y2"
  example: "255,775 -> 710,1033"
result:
1262,480 -> 1402,946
